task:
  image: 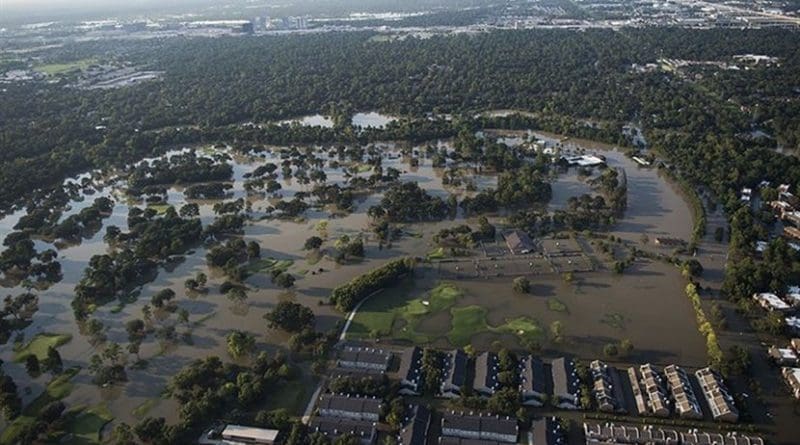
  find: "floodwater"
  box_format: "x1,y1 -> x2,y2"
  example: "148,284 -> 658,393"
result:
351,112 -> 396,129
0,127 -> 696,430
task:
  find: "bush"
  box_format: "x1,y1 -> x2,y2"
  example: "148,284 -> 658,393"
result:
512,276 -> 531,293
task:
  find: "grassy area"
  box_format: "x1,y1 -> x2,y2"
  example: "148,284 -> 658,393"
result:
34,58 -> 96,75
14,333 -> 72,361
132,399 -> 158,419
247,258 -> 294,275
448,306 -> 489,346
0,368 -> 80,445
547,297 -> 569,313
146,203 -> 172,215
65,404 -> 114,445
257,377 -> 318,415
448,306 -> 544,347
600,312 -> 626,330
426,247 -> 446,260
348,282 -> 461,341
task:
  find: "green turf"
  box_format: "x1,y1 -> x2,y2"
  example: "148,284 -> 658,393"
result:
14,333 -> 72,361
247,258 -> 294,274
600,312 -> 626,330
65,404 -> 114,445
492,317 -> 544,344
34,58 -> 96,75
132,399 -> 158,419
426,247 -> 446,260
146,203 -> 172,215
258,377 -> 318,415
0,368 -> 81,445
348,282 -> 462,341
547,297 -> 569,313
448,306 -> 489,346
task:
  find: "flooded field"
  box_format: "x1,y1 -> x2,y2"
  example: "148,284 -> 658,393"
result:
0,127 -> 699,430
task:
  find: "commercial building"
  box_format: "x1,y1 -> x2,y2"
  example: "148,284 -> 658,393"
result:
473,352 -> 501,397
219,425 -> 279,445
337,347 -> 392,372
317,394 -> 382,422
398,346 -> 424,395
551,357 -> 580,410
695,367 -> 739,423
441,349 -> 468,398
504,230 -> 534,255
441,412 -> 518,444
519,356 -> 548,407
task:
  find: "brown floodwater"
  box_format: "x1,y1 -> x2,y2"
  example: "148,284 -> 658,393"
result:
0,130 -> 697,429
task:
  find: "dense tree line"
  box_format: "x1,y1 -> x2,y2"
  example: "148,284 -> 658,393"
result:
329,257 -> 415,311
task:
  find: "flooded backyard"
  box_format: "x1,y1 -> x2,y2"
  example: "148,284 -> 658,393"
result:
0,126 -> 699,429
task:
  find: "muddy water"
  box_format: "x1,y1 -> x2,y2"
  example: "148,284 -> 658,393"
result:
0,129 -> 696,428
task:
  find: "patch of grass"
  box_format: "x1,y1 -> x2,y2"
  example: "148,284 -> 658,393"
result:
34,58 -> 96,75
258,377 -> 318,415
132,399 -> 157,419
348,282 -> 462,341
146,203 -> 172,215
449,306 -> 489,346
247,258 -> 294,275
493,317 -> 544,344
1,368 -> 81,444
426,247 -> 446,260
14,333 -> 72,361
65,403 -> 114,445
600,312 -> 626,330
547,297 -> 569,313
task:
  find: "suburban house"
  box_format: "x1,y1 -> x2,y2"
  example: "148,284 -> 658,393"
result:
753,292 -> 791,312
663,365 -> 703,420
473,352 -> 501,397
695,367 -> 739,423
308,417 -> 377,445
503,230 -> 534,255
441,412 -> 519,444
768,345 -> 799,366
589,360 -> 625,413
398,346 -> 424,395
337,346 -> 392,372
440,349 -> 468,398
781,367 -> 800,399
551,357 -> 580,410
519,355 -> 548,407
397,405 -> 431,445
639,364 -> 671,418
317,394 -> 382,422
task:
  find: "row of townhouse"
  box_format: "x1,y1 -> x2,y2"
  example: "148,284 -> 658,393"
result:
441,411 -> 519,444
589,360 -> 626,413
695,367 -> 739,423
584,422 -> 764,445
663,365 -> 703,420
629,364 -> 671,417
309,394 -> 382,445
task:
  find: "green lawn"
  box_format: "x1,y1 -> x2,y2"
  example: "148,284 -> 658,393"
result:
547,297 -> 569,313
348,282 -> 461,341
426,247 -> 446,260
258,377 -> 318,415
0,368 -> 81,445
448,306 -> 544,347
448,306 -> 489,346
65,404 -> 114,445
247,258 -> 294,275
132,399 -> 158,419
34,58 -> 96,75
14,333 -> 72,361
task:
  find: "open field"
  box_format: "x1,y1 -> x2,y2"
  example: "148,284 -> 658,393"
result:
33,58 -> 96,75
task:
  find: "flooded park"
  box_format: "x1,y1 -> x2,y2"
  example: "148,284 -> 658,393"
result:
0,116 -> 702,429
